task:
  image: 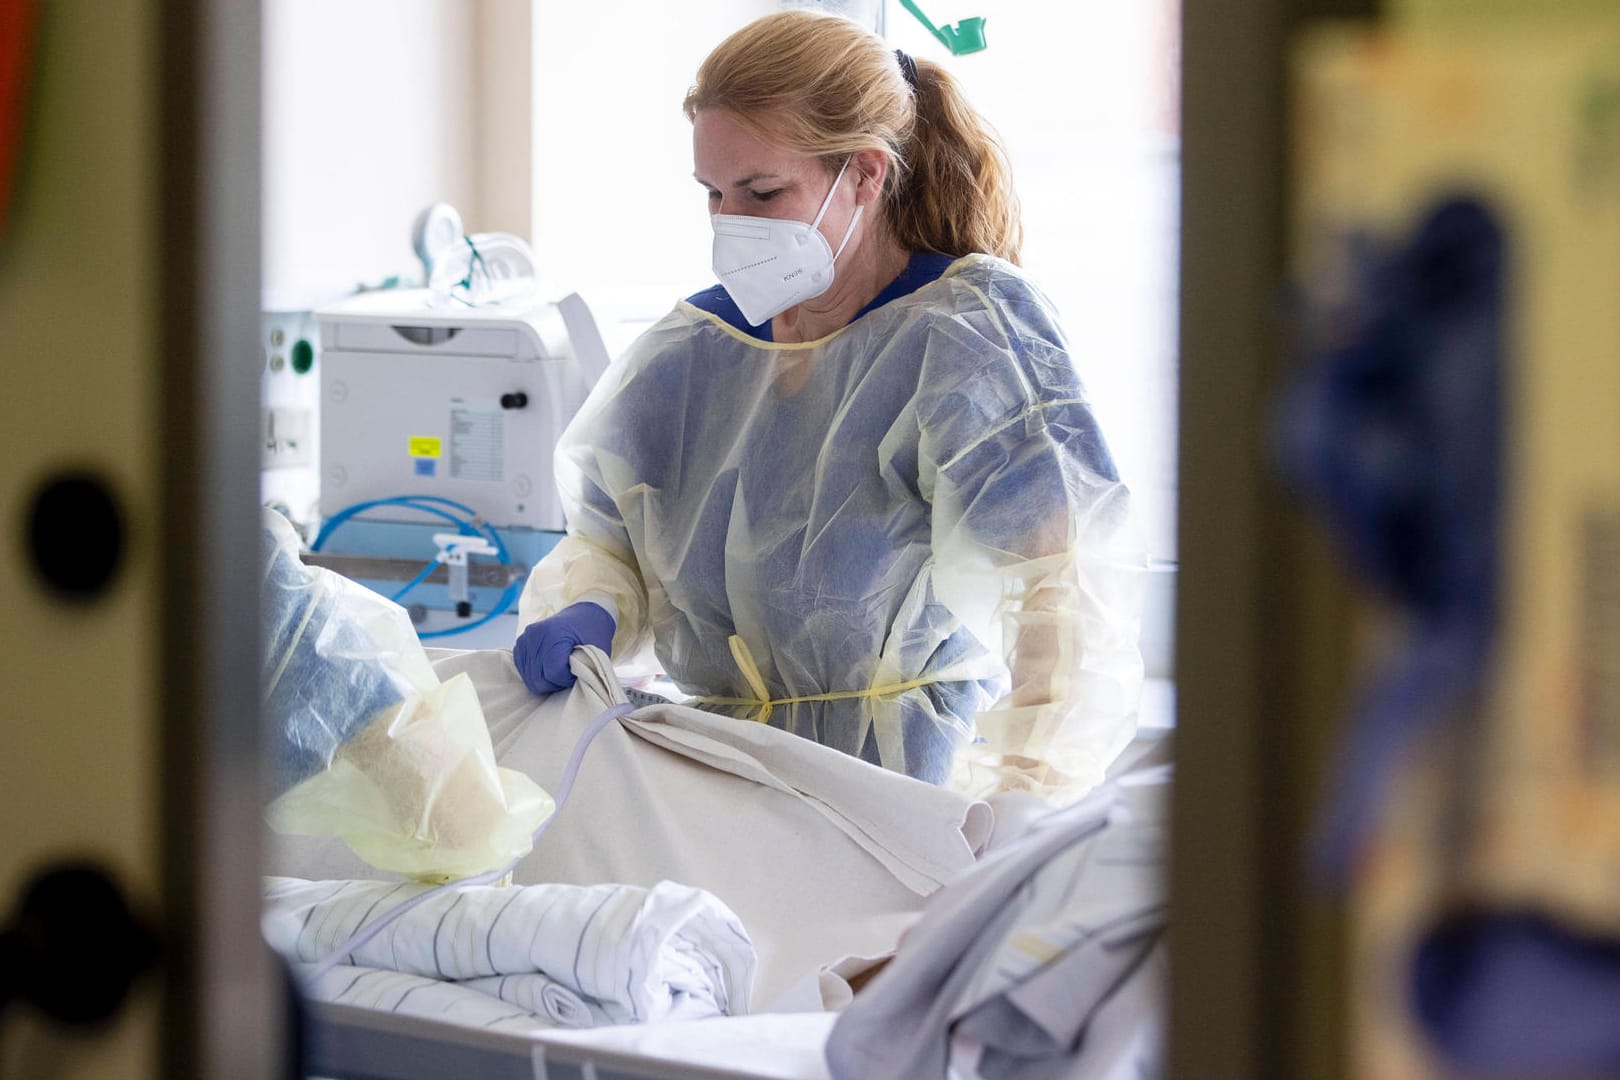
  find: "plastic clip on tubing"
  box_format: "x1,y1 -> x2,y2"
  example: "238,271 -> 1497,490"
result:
311,494 -> 520,637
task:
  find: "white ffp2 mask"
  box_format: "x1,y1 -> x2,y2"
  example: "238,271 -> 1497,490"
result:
711,157 -> 864,327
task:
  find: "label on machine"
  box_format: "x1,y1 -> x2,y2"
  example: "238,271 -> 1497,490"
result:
449,402 -> 503,482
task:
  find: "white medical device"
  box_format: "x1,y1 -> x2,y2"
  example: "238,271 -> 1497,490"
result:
316,289 -> 609,532
260,301 -> 328,529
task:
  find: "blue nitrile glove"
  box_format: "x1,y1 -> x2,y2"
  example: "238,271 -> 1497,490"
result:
512,601 -> 616,696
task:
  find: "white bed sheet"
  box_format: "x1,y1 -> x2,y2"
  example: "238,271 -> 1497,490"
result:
271,645 -> 992,1009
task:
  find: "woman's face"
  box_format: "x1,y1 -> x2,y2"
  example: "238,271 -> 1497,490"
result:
692,108 -> 854,230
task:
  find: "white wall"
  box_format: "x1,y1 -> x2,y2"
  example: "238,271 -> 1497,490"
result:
529,0 -> 784,332
261,0 -> 477,298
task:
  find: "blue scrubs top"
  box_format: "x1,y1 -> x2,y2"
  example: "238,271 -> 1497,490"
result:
684,252 -> 959,340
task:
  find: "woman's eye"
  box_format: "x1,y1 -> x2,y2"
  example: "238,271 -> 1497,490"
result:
751,189 -> 782,202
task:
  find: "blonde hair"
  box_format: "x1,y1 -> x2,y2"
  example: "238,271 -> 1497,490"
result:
683,10 -> 1022,265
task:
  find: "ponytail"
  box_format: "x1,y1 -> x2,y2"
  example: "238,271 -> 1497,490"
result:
890,58 -> 1023,265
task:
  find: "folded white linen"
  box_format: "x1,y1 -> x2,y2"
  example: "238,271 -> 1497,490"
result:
265,875 -> 756,1025
294,962 -> 558,1034
459,972 -> 603,1028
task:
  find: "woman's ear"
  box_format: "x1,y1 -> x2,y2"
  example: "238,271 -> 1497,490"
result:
849,148 -> 889,206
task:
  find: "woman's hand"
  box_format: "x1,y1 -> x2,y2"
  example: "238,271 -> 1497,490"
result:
512,601 -> 617,696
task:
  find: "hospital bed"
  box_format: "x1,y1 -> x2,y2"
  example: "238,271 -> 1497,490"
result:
270,647 -> 1169,1080
307,1003 -> 838,1080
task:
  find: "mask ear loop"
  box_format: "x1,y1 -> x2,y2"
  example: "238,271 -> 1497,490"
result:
810,157 -> 864,263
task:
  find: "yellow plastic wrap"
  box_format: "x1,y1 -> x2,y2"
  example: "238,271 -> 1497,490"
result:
267,674 -> 554,883
261,509 -> 552,882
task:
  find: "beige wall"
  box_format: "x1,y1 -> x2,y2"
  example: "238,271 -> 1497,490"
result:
472,0 -> 535,241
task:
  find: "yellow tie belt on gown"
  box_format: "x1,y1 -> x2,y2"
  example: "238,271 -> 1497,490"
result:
690,634 -> 945,725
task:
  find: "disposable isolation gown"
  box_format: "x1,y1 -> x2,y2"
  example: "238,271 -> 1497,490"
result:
263,508 -> 550,881
262,507 -> 413,796
520,254 -> 1144,801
